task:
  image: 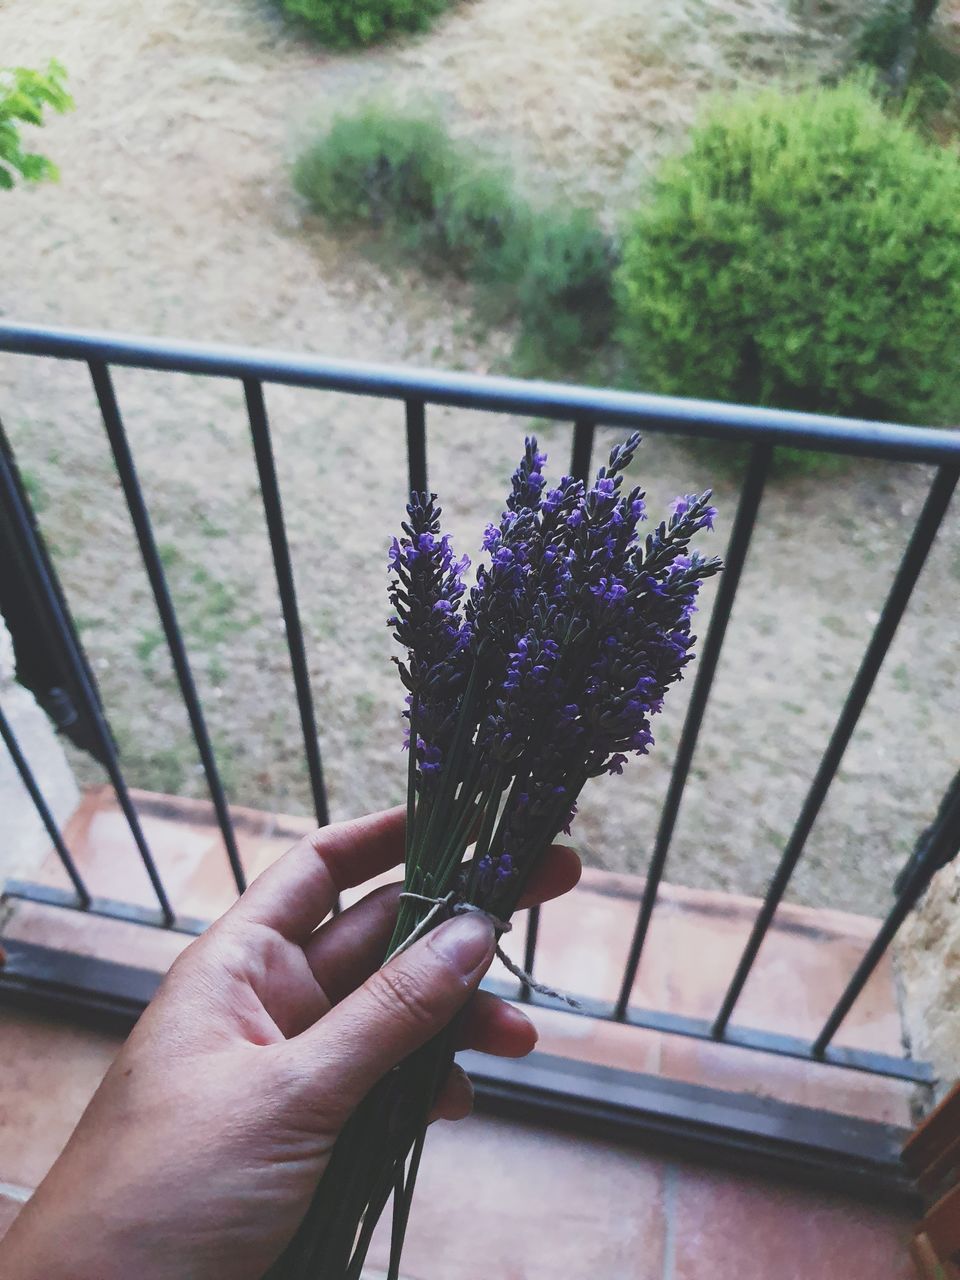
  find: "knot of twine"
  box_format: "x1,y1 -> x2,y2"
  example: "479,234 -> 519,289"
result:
391,890 -> 580,1009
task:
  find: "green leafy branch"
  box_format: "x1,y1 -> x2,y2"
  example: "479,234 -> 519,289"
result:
0,59 -> 73,191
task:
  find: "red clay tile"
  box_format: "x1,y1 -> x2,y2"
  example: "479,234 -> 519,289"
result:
2,899 -> 189,971
660,1034 -> 915,1126
366,1113 -> 668,1280
527,1005 -> 663,1076
670,1161 -> 915,1280
634,882 -> 902,1054
11,786 -> 915,1146
32,787 -> 316,925
518,869 -> 668,1009
0,1008 -> 121,1188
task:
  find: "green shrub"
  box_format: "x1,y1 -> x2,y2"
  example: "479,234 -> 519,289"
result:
294,108 -> 455,229
295,108 -> 528,277
282,0 -> 450,48
435,165 -> 530,282
857,2 -> 914,70
515,210 -> 618,371
295,107 -> 615,371
617,80 -> 960,424
0,60 -> 72,190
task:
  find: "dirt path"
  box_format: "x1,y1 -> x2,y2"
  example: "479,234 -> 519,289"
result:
0,0 -> 957,917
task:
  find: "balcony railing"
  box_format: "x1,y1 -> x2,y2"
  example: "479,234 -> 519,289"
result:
1,321 -> 958,1202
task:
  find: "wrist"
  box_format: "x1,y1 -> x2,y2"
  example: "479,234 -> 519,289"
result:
0,1192 -> 119,1280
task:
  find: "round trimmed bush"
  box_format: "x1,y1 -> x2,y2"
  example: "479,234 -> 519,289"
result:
617,81 -> 960,423
282,0 -> 451,47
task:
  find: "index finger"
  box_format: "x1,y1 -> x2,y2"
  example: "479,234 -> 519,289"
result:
226,807 -> 406,942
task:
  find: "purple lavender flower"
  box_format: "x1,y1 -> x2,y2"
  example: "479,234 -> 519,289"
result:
323,434 -> 724,1280
671,494 -> 717,531
391,434 -> 721,919
387,493 -> 472,790
506,437 -> 548,514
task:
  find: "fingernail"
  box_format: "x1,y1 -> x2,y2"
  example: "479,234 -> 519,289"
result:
429,913 -> 495,975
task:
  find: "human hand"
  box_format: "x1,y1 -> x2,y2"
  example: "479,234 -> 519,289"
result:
0,807 -> 580,1280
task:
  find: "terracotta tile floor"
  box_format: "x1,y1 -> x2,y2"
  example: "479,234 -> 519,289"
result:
0,789 -> 922,1276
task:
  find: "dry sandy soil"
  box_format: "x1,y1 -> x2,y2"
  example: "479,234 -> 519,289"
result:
0,0 -> 957,916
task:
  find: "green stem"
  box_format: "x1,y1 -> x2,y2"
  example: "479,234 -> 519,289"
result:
386,1029 -> 456,1280
411,665 -> 478,880
405,693 -> 419,864
462,769 -> 507,900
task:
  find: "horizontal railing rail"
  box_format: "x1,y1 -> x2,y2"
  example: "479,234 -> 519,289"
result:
1,322 -> 956,1165
2,321 -> 960,463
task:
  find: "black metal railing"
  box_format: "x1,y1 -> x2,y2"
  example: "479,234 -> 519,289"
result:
1,322 -> 958,1199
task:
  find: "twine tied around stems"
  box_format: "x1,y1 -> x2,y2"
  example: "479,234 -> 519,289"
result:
390,890 -> 581,1008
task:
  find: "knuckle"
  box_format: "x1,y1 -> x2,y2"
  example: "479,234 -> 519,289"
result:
371,963 -> 440,1031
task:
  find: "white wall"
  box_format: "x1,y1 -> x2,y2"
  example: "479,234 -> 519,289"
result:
0,615 -> 80,881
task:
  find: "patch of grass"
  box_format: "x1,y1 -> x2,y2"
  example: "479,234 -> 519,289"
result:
208,654 -> 228,686
821,614 -> 851,637
187,569 -> 245,648
72,612 -> 102,635
115,737 -> 188,795
136,626 -> 165,667
209,733 -> 238,798
135,555 -> 250,668
354,690 -> 379,720
198,512 -> 229,539
891,661 -> 911,692
754,613 -> 780,638
149,749 -> 188,794
158,541 -> 181,570
19,466 -> 49,513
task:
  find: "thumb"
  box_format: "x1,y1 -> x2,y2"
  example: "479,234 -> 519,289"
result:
288,911 -> 496,1123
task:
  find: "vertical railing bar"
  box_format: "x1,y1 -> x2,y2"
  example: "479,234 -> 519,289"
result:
812,779 -> 960,1056
243,379 -> 330,832
813,892 -> 932,1059
0,703 -> 92,907
520,902 -> 540,1004
614,442 -> 771,1021
405,399 -> 427,497
569,418 -> 596,484
89,362 -> 246,896
0,419 -> 106,767
713,463 -> 959,1039
522,924 -> 540,996
0,439 -> 175,924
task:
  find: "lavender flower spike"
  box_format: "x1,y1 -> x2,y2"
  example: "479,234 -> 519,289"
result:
283,434 -> 724,1280
388,492 -> 471,790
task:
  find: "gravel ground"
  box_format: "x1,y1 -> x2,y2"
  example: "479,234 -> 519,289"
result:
0,0 -> 957,915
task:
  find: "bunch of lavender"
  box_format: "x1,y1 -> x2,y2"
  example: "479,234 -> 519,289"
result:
272,433 -> 720,1280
